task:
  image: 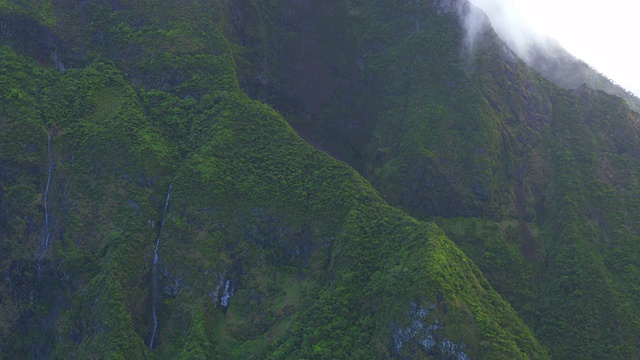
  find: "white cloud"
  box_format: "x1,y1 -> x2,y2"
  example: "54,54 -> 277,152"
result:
468,0 -> 640,96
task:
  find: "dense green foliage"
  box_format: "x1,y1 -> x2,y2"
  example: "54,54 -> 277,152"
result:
0,43 -> 547,358
2,0 -> 640,358
227,0 -> 640,358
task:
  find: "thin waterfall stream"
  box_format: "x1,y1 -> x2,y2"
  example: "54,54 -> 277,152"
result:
37,130 -> 54,276
149,183 -> 172,349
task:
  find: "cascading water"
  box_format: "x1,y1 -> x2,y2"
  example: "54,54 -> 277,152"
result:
37,131 -> 54,277
149,183 -> 172,349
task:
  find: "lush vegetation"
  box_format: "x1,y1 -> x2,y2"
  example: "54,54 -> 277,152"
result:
1,0 -> 640,358
229,1 -> 640,358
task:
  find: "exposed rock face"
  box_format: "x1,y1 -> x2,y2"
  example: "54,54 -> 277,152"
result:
392,302 -> 469,360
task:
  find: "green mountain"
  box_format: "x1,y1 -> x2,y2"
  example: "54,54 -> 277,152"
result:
1,0 -> 639,358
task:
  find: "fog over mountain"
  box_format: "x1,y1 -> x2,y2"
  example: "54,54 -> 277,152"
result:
466,0 -> 640,101
459,0 -> 539,58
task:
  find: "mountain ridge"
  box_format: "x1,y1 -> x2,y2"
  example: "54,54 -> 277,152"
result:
1,0 -> 640,358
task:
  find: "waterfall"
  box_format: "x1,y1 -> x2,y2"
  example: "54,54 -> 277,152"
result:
149,183 -> 172,349
37,131 -> 54,276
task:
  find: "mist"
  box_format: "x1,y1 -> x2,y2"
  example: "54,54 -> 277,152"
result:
461,0 -> 548,61
461,0 -> 640,98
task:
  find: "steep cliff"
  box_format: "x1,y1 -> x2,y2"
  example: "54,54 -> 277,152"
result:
227,0 -> 640,358
1,0 -> 639,359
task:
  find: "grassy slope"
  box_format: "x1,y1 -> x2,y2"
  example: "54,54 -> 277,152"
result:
0,1 -> 550,359
228,0 -> 640,358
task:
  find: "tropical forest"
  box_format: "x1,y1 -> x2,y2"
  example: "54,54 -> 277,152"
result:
1,0 -> 640,358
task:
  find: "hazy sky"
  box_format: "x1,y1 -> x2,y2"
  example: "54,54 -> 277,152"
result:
469,0 -> 640,96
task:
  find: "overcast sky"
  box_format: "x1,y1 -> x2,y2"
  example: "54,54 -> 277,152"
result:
468,0 -> 640,97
